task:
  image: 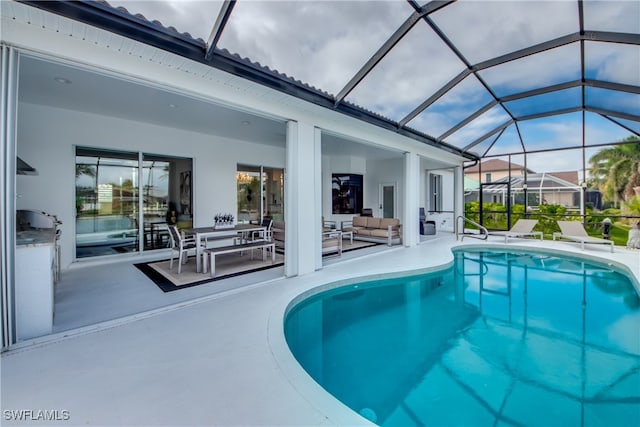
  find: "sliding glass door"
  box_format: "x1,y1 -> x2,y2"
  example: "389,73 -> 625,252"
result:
75,148 -> 139,257
236,165 -> 284,223
264,167 -> 284,220
75,147 -> 192,258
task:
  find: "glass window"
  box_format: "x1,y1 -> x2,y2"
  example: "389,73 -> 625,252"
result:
75,148 -> 139,258
217,1 -> 411,96
264,167 -> 284,221
430,173 -> 443,212
430,1 -> 578,65
142,154 -> 193,250
75,148 -> 192,258
237,166 -> 261,224
237,165 -> 285,223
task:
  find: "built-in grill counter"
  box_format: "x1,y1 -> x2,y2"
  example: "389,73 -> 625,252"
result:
15,210 -> 61,341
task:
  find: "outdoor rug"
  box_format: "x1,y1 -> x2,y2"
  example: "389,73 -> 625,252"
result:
135,251 -> 285,292
275,239 -> 381,255
326,239 -> 381,255
136,239 -> 379,292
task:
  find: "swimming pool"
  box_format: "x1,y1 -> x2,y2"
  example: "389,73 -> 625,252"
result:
284,248 -> 640,426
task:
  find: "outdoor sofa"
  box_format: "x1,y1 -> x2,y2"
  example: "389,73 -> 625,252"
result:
342,216 -> 402,246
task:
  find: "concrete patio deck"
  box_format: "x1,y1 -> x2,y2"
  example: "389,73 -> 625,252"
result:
2,234 -> 639,426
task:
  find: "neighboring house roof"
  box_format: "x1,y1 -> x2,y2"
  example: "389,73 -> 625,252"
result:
481,173 -> 580,190
464,176 -> 479,191
464,159 -> 533,174
548,171 -> 579,185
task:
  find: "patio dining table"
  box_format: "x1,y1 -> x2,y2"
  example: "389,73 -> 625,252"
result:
184,224 -> 266,273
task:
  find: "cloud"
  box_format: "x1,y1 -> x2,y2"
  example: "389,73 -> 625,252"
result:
479,43 -> 581,97
431,0 -> 579,65
586,42 -> 640,87
526,150 -> 584,173
583,0 -> 640,33
217,1 -> 412,96
446,105 -> 511,147
345,22 -> 466,120
105,0 -> 636,160
109,0 -> 223,41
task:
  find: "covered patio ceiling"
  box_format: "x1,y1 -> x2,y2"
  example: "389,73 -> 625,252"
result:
21,0 -> 640,160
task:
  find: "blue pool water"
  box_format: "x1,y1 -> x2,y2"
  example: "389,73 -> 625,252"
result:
285,249 -> 640,426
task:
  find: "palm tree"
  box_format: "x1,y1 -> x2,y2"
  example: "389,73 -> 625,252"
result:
588,136 -> 640,206
75,164 -> 96,179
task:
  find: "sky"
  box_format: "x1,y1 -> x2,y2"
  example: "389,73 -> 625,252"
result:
107,0 -> 639,173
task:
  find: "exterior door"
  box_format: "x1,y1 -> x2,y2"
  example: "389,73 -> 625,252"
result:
379,183 -> 396,218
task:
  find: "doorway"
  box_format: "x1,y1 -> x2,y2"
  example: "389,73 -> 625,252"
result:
237,164 -> 285,223
379,182 -> 396,218
74,147 -> 192,258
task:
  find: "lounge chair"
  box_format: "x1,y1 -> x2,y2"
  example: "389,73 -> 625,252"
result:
553,220 -> 614,253
489,219 -> 543,242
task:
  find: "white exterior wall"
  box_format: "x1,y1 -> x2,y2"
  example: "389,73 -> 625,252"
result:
366,158 -> 405,220
321,154 -> 367,227
17,102 -> 285,269
4,2 -> 465,273
425,168 -> 456,232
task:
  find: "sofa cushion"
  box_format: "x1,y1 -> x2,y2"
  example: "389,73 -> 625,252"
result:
356,229 -> 373,236
365,217 -> 381,228
380,218 -> 400,229
353,216 -> 368,227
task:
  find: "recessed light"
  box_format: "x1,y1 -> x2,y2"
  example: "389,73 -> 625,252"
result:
241,120 -> 250,126
54,77 -> 71,84
168,103 -> 177,108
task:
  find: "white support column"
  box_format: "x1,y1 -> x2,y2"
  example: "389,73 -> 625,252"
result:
313,127 -> 323,271
284,121 -> 321,277
403,151 -> 419,247
453,165 -> 464,222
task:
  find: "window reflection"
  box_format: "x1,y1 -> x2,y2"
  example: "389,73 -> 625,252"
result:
237,164 -> 284,223
75,148 -> 192,258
